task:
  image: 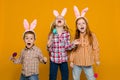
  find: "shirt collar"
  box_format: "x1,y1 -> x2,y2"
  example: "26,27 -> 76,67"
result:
55,30 -> 67,35
24,44 -> 36,50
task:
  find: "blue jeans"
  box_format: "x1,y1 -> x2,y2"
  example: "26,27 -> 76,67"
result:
72,65 -> 95,80
49,61 -> 69,80
20,74 -> 39,80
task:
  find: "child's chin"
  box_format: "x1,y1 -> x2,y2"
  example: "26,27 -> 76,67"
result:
80,30 -> 85,33
26,45 -> 32,48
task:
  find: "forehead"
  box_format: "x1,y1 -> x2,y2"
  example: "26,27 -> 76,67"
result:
56,15 -> 64,19
77,19 -> 85,23
25,33 -> 34,37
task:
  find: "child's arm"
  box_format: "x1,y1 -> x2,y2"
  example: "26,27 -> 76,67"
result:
47,34 -> 53,52
92,33 -> 100,65
65,32 -> 76,50
10,51 -> 23,64
37,48 -> 47,64
69,52 -> 75,68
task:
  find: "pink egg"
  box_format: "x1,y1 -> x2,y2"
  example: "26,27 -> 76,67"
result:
12,52 -> 17,57
94,73 -> 98,78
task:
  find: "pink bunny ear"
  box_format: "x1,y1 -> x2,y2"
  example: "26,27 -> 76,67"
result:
30,19 -> 37,31
61,8 -> 67,17
74,6 -> 80,18
81,7 -> 88,17
23,19 -> 29,31
53,10 -> 59,17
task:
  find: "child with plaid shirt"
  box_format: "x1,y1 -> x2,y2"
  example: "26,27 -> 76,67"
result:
47,8 -> 78,80
10,19 -> 47,80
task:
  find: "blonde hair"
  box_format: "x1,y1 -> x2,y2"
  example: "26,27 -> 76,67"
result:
48,20 -> 70,36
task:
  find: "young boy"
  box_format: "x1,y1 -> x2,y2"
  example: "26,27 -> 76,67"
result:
10,19 -> 47,80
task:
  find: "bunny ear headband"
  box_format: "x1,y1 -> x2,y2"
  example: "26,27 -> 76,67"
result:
23,19 -> 37,32
53,8 -> 67,17
74,5 -> 88,20
23,19 -> 37,38
51,8 -> 68,29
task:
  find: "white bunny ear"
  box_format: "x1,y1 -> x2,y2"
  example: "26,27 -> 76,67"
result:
53,10 -> 59,17
81,7 -> 88,17
30,19 -> 37,31
74,6 -> 80,18
61,8 -> 67,17
23,19 -> 29,31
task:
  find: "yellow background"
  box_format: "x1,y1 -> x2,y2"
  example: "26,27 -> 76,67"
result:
0,0 -> 120,80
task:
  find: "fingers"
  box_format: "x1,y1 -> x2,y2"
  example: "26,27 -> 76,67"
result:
10,56 -> 15,62
72,39 -> 81,45
96,61 -> 100,66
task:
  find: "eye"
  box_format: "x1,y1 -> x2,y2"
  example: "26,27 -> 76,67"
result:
25,37 -> 28,39
77,23 -> 81,25
30,38 -> 33,40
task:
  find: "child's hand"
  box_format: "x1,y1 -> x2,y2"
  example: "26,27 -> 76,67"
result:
96,61 -> 100,66
10,52 -> 17,62
70,62 -> 74,68
43,57 -> 47,64
10,56 -> 15,61
72,39 -> 80,45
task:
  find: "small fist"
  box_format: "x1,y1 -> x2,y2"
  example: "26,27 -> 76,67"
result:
96,61 -> 100,66
10,56 -> 15,61
43,57 -> 47,64
70,62 -> 74,68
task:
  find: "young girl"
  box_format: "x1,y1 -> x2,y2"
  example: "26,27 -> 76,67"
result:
70,6 -> 100,80
10,19 -> 47,80
47,8 -> 78,80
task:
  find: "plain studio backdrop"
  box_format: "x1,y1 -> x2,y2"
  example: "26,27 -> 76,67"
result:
0,0 -> 120,80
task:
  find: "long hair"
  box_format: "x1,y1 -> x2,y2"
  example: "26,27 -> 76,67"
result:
48,19 -> 70,36
74,17 -> 93,51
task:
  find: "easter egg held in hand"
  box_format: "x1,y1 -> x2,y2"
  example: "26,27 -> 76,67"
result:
12,52 -> 17,57
53,28 -> 57,34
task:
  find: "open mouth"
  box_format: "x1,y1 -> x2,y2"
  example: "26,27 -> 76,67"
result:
27,43 -> 31,46
58,20 -> 61,23
81,27 -> 84,29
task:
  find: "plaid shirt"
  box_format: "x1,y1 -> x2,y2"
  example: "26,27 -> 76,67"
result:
48,30 -> 75,64
13,46 -> 44,76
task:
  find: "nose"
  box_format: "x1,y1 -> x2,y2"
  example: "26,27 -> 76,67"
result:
27,39 -> 31,42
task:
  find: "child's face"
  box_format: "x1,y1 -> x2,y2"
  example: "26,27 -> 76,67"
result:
55,16 -> 65,27
77,19 -> 87,33
24,33 -> 35,48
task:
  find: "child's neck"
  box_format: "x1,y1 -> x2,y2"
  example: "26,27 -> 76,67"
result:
56,26 -> 64,35
80,32 -> 86,37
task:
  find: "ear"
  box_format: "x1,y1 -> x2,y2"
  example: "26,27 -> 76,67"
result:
53,10 -> 59,17
74,6 -> 80,18
23,19 -> 29,31
30,19 -> 37,31
61,8 -> 67,17
81,7 -> 88,17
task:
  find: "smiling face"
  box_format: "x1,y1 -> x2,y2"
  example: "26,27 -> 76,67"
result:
77,18 -> 87,33
55,15 -> 65,27
23,31 -> 35,49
